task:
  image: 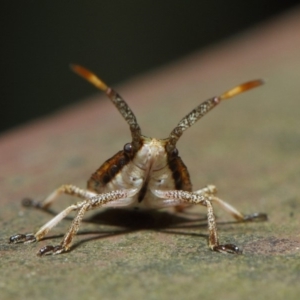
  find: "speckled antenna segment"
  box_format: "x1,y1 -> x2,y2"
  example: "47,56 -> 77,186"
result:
70,64 -> 142,149
167,97 -> 220,152
106,88 -> 142,149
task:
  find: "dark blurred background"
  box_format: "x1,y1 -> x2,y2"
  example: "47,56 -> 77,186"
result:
1,1 -> 299,133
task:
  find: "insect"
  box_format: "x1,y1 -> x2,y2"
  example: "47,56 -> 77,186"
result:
9,65 -> 267,256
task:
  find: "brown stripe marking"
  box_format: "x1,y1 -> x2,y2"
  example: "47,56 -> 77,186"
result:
168,156 -> 192,191
87,151 -> 130,192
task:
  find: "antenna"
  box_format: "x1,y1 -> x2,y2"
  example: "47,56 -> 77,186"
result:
71,64 -> 142,149
167,80 -> 264,153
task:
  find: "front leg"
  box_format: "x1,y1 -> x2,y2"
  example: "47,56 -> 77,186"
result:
153,189 -> 267,254
205,199 -> 241,254
9,188 -> 138,256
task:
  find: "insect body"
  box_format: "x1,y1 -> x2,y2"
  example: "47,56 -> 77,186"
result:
9,65 -> 267,256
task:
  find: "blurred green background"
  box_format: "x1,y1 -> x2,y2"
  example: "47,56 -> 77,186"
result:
1,0 -> 299,133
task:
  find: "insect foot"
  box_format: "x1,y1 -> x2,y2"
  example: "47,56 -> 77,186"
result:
21,197 -> 43,209
37,245 -> 65,256
212,244 -> 242,254
243,212 -> 268,222
9,233 -> 36,244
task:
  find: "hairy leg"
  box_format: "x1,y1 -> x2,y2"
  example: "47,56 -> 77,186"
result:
9,188 -> 138,255
22,184 -> 97,209
153,188 -> 267,254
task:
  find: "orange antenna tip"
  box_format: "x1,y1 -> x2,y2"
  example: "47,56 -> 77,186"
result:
70,64 -> 108,91
220,79 -> 264,100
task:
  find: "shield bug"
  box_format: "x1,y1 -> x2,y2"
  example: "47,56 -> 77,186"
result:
9,65 -> 267,256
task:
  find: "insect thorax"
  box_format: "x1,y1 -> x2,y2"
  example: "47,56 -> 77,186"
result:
87,137 -> 192,208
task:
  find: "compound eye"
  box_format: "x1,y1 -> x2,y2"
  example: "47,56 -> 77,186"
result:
171,148 -> 178,157
123,143 -> 133,154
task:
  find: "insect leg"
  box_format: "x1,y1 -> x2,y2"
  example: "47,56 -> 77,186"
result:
9,201 -> 86,245
22,185 -> 97,210
37,201 -> 91,256
194,185 -> 217,196
182,185 -> 267,221
153,189 -> 265,254
210,195 -> 267,222
9,188 -> 138,256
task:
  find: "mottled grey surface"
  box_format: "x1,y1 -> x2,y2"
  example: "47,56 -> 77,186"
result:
1,8 -> 299,300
